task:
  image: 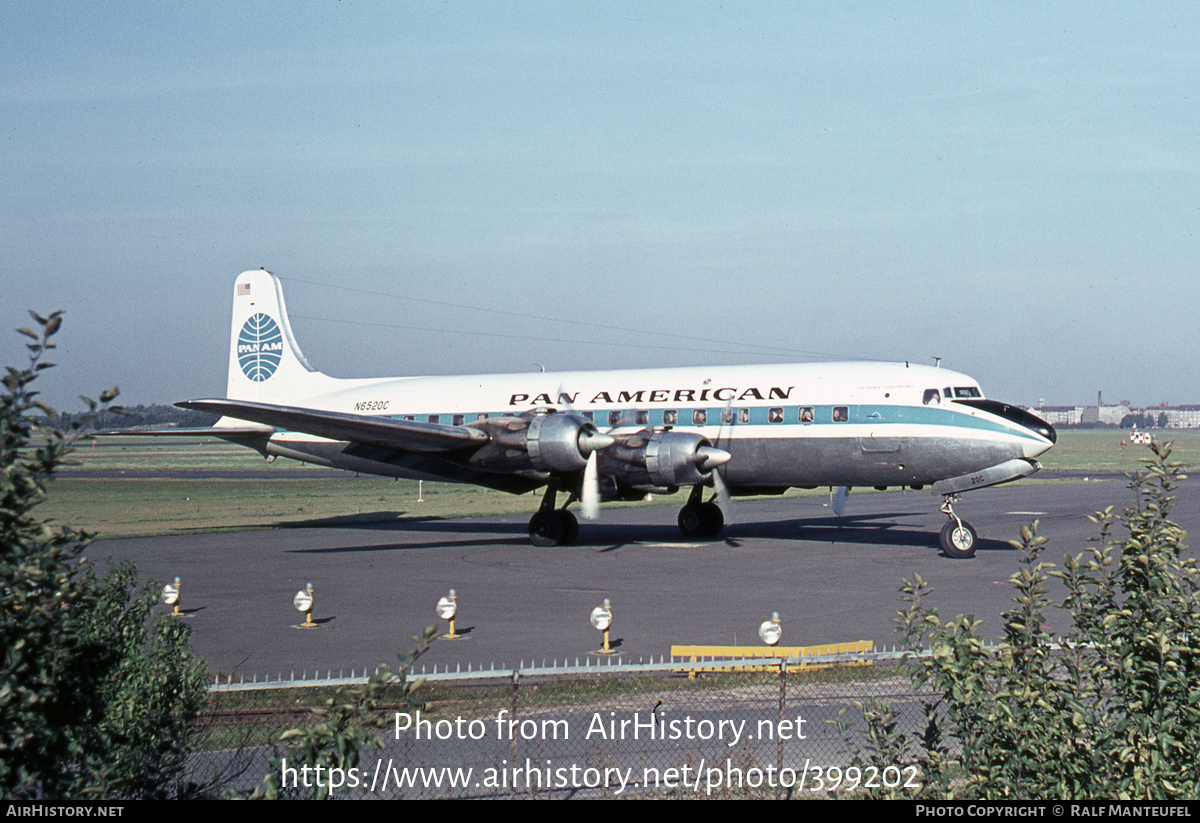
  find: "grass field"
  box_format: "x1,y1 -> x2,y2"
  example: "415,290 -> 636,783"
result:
39,430 -> 1197,539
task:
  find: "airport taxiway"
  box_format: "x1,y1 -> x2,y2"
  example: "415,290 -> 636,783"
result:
89,475 -> 1195,678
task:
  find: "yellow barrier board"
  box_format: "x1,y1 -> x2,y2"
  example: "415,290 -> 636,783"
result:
670,640 -> 873,673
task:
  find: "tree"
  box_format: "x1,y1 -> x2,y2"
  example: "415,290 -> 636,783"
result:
839,443 -> 1200,799
0,312 -> 207,799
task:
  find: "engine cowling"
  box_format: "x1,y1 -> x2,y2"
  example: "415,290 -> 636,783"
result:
602,430 -> 730,490
525,411 -> 607,473
471,410 -> 613,475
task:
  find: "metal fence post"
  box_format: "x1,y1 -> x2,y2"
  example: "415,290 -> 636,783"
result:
776,656 -> 788,800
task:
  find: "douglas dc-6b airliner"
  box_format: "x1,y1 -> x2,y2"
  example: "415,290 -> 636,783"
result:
168,270 -> 1056,559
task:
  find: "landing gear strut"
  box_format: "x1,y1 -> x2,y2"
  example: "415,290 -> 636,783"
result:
678,484 -> 725,539
528,487 -> 579,547
938,494 -> 977,559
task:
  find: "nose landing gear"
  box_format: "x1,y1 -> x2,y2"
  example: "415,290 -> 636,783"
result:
938,494 -> 977,559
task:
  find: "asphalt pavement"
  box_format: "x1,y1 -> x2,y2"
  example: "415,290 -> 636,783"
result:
89,474 -> 1197,679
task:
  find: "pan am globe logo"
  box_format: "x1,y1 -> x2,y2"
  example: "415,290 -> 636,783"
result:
238,313 -> 285,381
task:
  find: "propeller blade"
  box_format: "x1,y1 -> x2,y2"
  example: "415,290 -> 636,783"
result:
832,485 -> 850,517
711,466 -> 734,525
581,450 -> 601,520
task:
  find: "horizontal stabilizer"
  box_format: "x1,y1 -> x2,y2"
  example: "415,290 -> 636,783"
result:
177,398 -> 489,454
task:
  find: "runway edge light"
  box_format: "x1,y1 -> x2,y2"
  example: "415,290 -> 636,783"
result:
161,576 -> 181,616
759,612 -> 782,646
591,598 -> 616,656
437,589 -> 460,639
294,582 -> 317,629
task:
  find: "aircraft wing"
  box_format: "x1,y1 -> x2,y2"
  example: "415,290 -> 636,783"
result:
96,425 -> 271,436
176,398 -> 489,454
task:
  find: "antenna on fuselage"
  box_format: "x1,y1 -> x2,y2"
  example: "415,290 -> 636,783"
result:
932,356 -> 942,368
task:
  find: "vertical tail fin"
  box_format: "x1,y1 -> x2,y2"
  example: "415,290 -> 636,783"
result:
227,270 -> 335,402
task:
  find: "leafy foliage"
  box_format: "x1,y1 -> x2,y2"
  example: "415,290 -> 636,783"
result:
839,443 -> 1200,799
0,312 -> 207,799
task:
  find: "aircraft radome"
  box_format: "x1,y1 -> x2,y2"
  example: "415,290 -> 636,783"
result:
157,270 -> 1056,559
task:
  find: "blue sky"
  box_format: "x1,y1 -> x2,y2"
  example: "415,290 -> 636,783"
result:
3,3 -> 1198,411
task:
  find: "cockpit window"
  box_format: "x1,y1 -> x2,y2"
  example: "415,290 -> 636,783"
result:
923,389 -> 941,405
954,386 -> 982,398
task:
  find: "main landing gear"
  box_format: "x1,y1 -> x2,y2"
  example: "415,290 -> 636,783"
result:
938,494 -> 977,559
528,487 -> 579,547
677,484 -> 725,539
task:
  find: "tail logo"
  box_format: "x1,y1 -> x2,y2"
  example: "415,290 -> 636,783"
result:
237,313 -> 284,382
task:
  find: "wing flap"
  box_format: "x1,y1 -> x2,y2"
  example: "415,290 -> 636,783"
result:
177,399 -> 489,453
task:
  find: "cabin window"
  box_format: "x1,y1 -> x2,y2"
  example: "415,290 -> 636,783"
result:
738,408 -> 750,424
832,406 -> 848,422
452,414 -> 464,425
428,414 -> 440,424
769,408 -> 784,423
923,389 -> 941,405
581,411 -> 594,422
721,407 -> 735,425
403,415 -> 415,421
799,407 -> 814,423
608,410 -> 623,427
476,413 -> 489,421
635,410 -> 649,426
693,409 -> 707,425
663,409 -> 678,425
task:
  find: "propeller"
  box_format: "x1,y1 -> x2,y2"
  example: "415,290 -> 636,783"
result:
704,409 -> 737,522
832,485 -> 850,517
581,450 -> 601,520
710,464 -> 734,524
559,389 -> 613,521
694,445 -> 731,472
578,427 -> 615,455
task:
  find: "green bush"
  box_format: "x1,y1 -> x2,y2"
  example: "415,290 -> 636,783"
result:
0,313 -> 207,799
839,443 -> 1200,799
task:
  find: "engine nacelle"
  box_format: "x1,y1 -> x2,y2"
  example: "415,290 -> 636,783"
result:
602,430 -> 718,490
525,411 -> 595,473
469,410 -> 612,475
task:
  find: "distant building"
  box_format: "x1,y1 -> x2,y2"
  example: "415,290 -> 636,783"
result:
1034,405 -> 1084,426
1037,393 -> 1200,428
1161,405 -> 1200,428
1080,402 -> 1131,426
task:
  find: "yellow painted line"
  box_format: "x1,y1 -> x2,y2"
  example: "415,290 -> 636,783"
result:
671,640 -> 873,672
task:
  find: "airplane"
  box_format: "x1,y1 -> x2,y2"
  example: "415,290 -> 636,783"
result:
166,269 -> 1056,559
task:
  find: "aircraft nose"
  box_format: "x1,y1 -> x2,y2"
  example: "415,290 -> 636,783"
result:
955,399 -> 1056,450
1006,405 -> 1055,450
1035,419 -> 1056,445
